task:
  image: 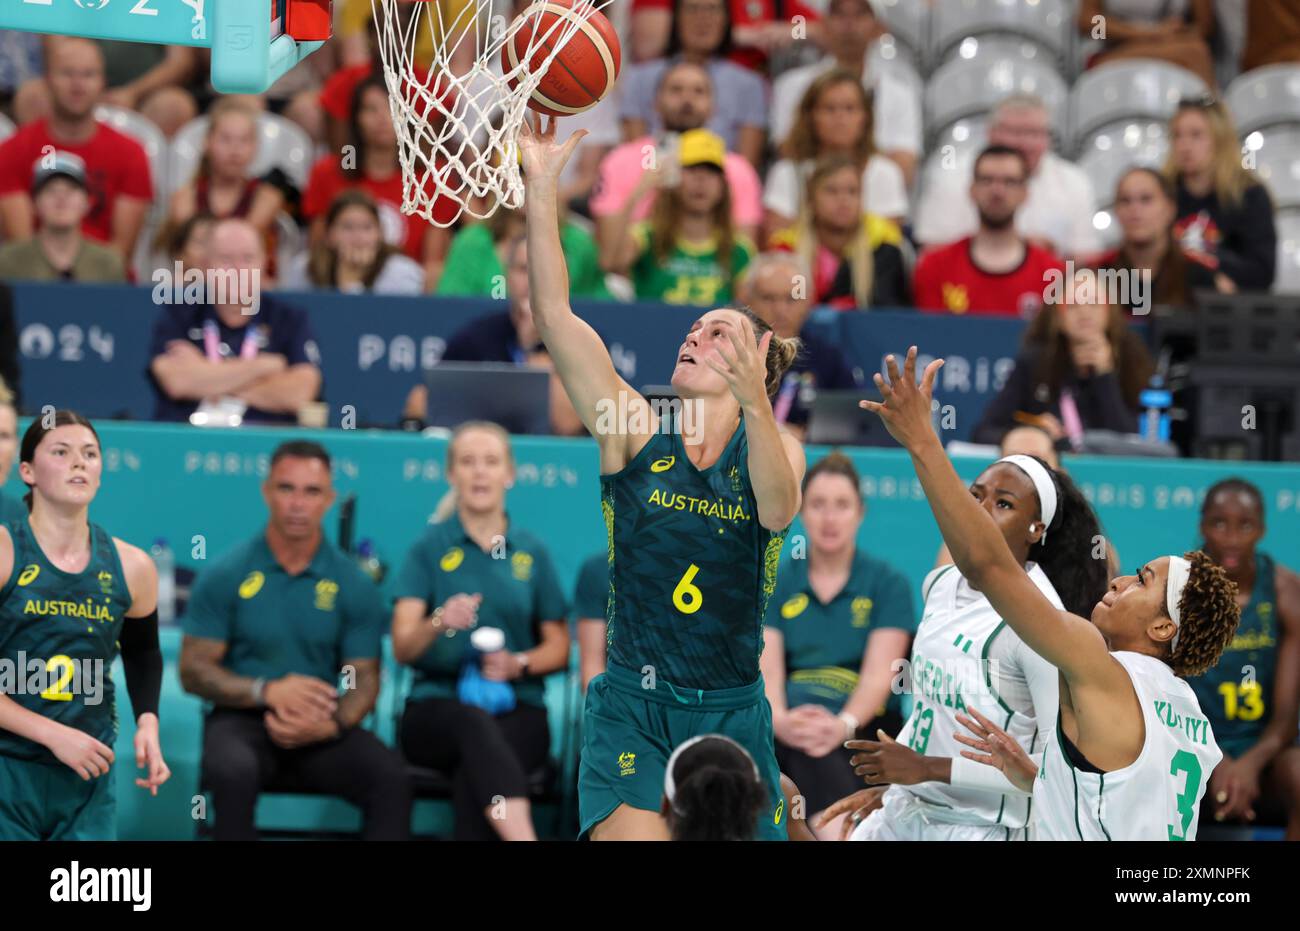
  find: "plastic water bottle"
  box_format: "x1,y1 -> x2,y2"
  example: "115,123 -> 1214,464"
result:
356,539 -> 384,584
1139,375 -> 1173,443
151,539 -> 175,625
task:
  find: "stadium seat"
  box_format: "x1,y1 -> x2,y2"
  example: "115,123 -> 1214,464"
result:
167,111 -> 315,198
869,32 -> 921,77
929,115 -> 989,164
1276,210 -> 1300,294
94,104 -> 169,204
1225,64 -> 1300,135
0,112 -> 13,143
1069,59 -> 1207,156
1076,122 -> 1169,207
924,42 -> 1069,148
872,0 -> 929,70
1250,132 -> 1300,211
930,0 -> 1071,70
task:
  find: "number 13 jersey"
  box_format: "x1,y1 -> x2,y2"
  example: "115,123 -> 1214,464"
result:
1033,651 -> 1221,840
601,419 -> 787,691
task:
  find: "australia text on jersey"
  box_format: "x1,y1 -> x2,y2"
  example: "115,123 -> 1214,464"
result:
0,652 -> 106,705
646,488 -> 749,522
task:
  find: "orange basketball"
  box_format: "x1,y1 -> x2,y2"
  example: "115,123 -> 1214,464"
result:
503,0 -> 622,117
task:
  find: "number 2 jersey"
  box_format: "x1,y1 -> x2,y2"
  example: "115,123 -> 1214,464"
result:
601,418 -> 787,691
0,520 -> 133,764
892,562 -> 1063,831
1033,651 -> 1221,841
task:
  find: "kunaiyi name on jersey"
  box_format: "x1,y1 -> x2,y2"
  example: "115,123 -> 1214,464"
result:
1154,699 -> 1212,745
21,597 -> 117,622
646,487 -> 749,522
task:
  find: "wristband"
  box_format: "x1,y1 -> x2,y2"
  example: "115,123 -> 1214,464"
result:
251,677 -> 267,708
839,711 -> 861,740
430,606 -> 444,630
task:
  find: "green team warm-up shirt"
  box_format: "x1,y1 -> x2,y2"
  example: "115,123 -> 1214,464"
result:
630,225 -> 754,306
765,547 -> 916,716
184,533 -> 386,682
393,515 -> 567,708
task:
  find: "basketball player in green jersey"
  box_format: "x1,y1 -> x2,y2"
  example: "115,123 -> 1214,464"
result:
520,115 -> 805,841
0,412 -> 170,840
1191,479 -> 1300,838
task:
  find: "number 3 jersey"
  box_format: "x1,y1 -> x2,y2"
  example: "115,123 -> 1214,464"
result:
1033,651 -> 1221,841
601,418 -> 787,691
893,562 -> 1063,830
0,521 -> 133,764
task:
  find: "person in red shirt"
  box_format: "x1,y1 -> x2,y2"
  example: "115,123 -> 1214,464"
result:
913,146 -> 1065,318
630,0 -> 823,71
0,39 -> 152,265
302,75 -> 457,287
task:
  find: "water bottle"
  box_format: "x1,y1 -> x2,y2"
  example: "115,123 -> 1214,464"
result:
150,539 -> 176,625
356,539 -> 385,584
1139,375 -> 1172,443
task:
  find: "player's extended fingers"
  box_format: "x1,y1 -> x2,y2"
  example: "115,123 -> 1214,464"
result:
963,706 -> 1001,735
872,372 -> 894,401
920,358 -> 945,396
559,127 -> 590,161
902,346 -> 918,384
858,399 -> 884,414
843,739 -> 876,752
953,732 -> 993,754
958,749 -> 998,768
954,712 -> 990,739
884,353 -> 903,387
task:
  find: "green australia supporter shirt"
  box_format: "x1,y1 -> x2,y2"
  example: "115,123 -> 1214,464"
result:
765,547 -> 916,716
630,224 -> 754,306
572,552 -> 609,622
393,515 -> 567,708
436,222 -> 610,299
183,532 -> 385,683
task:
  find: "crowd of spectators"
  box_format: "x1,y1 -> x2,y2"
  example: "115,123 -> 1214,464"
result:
0,0 -> 1296,452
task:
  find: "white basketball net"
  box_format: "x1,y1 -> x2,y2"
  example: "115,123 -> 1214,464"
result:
370,0 -> 617,227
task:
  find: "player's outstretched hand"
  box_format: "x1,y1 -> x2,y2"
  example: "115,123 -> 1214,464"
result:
858,346 -> 944,452
133,712 -> 171,796
816,785 -> 887,841
47,723 -> 115,781
703,314 -> 771,412
519,113 -> 588,188
954,707 -> 1037,793
846,730 -> 931,786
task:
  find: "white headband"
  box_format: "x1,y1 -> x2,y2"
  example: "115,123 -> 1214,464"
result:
663,734 -> 759,809
998,455 -> 1058,544
1166,555 -> 1192,652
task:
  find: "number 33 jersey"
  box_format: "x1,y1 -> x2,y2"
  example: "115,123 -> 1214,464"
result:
1034,651 -> 1221,841
601,419 -> 787,691
894,562 -> 1063,829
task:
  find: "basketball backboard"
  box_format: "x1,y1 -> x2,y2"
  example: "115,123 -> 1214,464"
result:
0,0 -> 329,94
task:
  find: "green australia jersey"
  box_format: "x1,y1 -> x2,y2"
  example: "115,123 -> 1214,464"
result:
0,491 -> 27,529
630,225 -> 754,306
1188,553 -> 1279,758
393,515 -> 567,708
184,533 -> 386,683
765,548 -> 916,715
602,418 -> 788,691
0,521 -> 133,764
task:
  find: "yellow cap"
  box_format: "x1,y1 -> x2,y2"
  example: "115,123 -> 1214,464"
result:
678,129 -> 726,170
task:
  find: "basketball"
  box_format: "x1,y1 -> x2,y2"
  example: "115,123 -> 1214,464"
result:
502,0 -> 621,117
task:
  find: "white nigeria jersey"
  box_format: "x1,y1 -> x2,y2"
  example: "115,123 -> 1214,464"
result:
1033,651 -> 1222,841
893,562 -> 1063,830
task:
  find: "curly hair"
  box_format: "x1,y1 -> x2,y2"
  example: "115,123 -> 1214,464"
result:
669,736 -> 767,841
1018,457 -> 1111,619
1169,549 -> 1241,678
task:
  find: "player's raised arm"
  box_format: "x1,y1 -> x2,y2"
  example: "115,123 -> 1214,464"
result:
861,348 -> 1117,686
519,116 -> 650,460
